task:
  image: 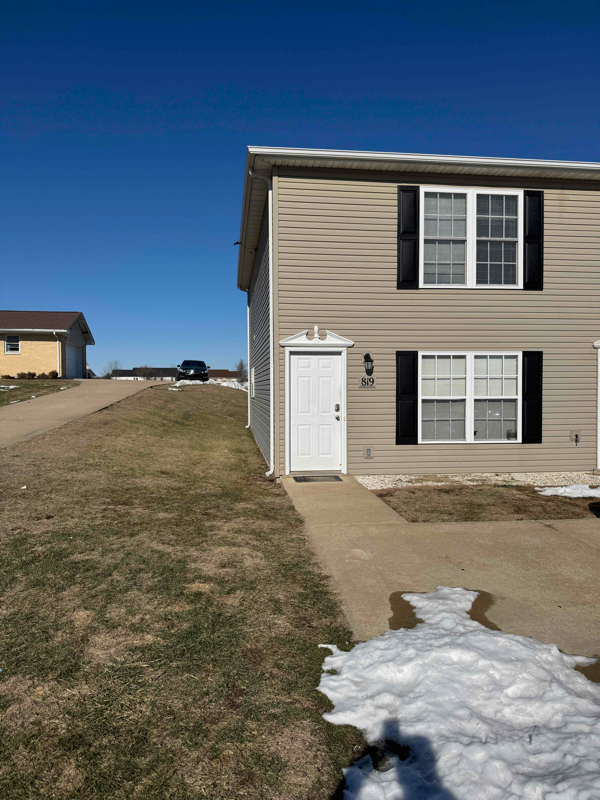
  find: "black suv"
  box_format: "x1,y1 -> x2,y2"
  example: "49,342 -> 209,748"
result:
176,360 -> 210,381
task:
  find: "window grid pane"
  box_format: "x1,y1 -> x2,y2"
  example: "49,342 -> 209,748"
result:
476,194 -> 518,286
474,355 -> 519,397
422,400 -> 466,441
474,400 -> 518,441
421,355 -> 466,398
424,192 -> 467,285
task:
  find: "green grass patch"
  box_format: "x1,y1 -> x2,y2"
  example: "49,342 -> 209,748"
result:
0,379 -> 76,407
0,384 -> 361,798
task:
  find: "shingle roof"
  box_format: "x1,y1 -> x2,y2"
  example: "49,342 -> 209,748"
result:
0,310 -> 83,330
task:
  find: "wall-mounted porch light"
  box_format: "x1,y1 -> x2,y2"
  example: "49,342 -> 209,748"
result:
363,352 -> 374,376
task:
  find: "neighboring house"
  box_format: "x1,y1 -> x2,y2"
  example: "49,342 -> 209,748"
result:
0,310 -> 94,379
111,368 -> 177,381
237,146 -> 600,477
209,369 -> 242,379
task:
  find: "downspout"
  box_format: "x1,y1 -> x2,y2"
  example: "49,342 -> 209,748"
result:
245,301 -> 251,428
53,331 -> 61,376
595,341 -> 600,473
249,168 -> 274,476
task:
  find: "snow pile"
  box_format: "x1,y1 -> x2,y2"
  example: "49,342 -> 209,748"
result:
319,587 -> 600,799
172,378 -> 248,391
536,484 -> 600,498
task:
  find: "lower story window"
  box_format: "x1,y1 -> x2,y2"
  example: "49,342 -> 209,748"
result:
419,352 -> 521,443
5,335 -> 20,354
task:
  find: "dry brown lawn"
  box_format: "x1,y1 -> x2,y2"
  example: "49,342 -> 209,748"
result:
0,384 -> 361,799
376,483 -> 600,522
0,379 -> 76,407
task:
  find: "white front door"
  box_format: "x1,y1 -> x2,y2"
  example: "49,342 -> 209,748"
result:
290,352 -> 342,472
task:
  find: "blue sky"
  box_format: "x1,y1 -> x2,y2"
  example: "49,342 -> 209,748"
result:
2,0 -> 599,372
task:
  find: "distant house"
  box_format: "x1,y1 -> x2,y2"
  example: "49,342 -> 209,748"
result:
111,367 -> 241,381
0,310 -> 94,379
209,369 -> 242,379
111,368 -> 177,381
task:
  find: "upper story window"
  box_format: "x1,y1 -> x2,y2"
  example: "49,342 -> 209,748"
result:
420,188 -> 523,289
4,335 -> 20,354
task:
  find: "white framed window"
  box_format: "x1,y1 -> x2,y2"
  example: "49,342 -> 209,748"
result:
4,335 -> 20,354
418,351 -> 522,443
420,187 -> 523,289
250,367 -> 255,398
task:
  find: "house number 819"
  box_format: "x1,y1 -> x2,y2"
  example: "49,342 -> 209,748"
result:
359,377 -> 376,388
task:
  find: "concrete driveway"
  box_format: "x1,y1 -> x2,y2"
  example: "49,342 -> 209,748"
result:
283,475 -> 600,659
0,380 -> 161,448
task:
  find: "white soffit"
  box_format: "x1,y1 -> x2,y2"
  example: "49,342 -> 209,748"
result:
237,146 -> 600,291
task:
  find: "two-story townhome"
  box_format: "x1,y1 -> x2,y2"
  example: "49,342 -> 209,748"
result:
237,147 -> 600,478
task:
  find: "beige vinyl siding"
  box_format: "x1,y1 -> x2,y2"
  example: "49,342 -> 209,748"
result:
248,215 -> 271,464
276,174 -> 600,474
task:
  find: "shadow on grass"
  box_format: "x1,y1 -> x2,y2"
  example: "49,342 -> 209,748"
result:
330,720 -> 457,799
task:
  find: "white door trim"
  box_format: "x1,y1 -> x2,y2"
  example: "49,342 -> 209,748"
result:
281,327 -> 353,475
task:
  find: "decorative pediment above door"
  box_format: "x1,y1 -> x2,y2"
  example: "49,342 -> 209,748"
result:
279,325 -> 354,348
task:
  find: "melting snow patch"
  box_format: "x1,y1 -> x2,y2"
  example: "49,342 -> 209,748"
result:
0,385 -> 18,390
319,586 -> 600,799
168,387 -> 181,391
535,484 -> 600,498
172,378 -> 248,391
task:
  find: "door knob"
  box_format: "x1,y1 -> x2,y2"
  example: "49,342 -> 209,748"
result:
335,415 -> 340,421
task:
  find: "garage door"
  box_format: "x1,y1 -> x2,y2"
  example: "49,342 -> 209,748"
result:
66,343 -> 83,378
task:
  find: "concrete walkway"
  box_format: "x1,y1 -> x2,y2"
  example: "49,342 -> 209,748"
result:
0,380 -> 160,448
283,475 -> 600,658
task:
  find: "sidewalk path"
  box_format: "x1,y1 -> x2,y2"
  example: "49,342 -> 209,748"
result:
283,475 -> 600,658
0,380 -> 161,449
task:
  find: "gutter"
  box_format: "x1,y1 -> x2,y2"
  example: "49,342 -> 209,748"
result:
248,168 -> 275,477
246,145 -> 600,175
0,328 -> 68,334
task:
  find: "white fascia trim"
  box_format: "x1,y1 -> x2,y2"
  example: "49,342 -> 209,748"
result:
0,328 -> 68,333
248,146 -> 600,175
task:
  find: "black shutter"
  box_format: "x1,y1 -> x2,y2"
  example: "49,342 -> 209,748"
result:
523,191 -> 543,291
397,186 -> 419,289
396,351 -> 418,444
522,351 -> 543,444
